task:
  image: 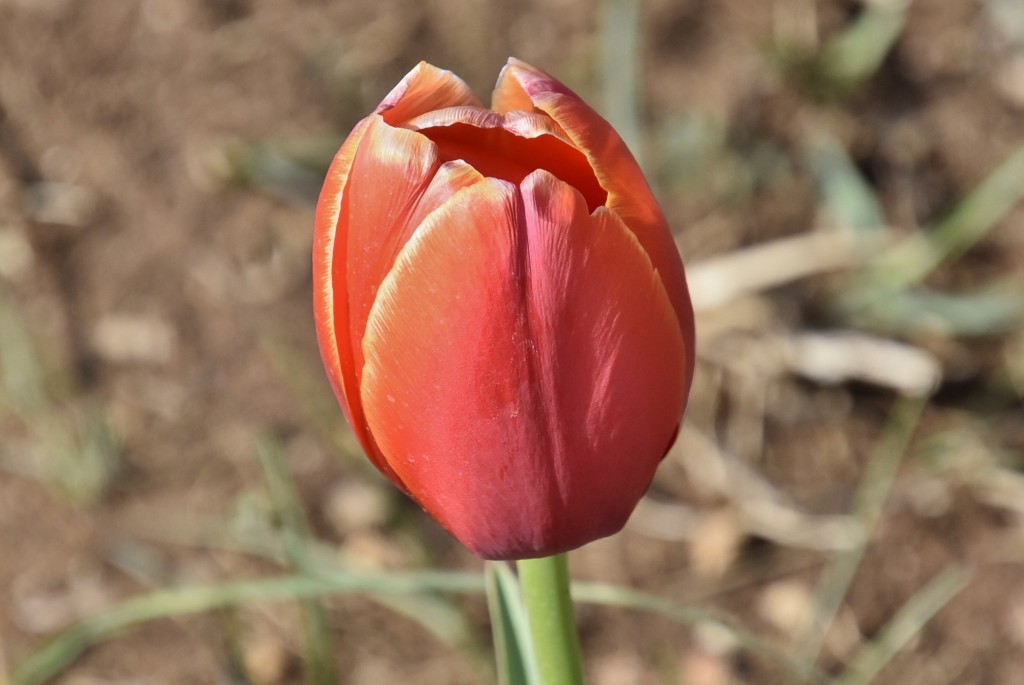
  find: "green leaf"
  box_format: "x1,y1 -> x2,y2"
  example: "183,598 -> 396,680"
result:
837,284 -> 1024,337
835,566 -> 970,685
820,0 -> 909,86
804,130 -> 888,234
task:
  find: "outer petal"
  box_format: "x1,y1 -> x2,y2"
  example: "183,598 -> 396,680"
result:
376,62 -> 483,127
317,115 -> 482,485
493,58 -> 695,363
313,117 -> 372,440
402,159 -> 485,234
359,172 -> 687,559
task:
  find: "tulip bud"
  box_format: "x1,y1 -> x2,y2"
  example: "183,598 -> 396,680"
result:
313,59 -> 695,560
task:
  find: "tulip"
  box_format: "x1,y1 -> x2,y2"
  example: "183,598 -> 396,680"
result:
313,58 -> 695,560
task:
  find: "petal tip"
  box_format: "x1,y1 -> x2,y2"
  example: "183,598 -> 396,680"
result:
376,62 -> 482,125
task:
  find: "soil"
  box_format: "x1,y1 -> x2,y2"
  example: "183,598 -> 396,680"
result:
2,0 -> 1024,684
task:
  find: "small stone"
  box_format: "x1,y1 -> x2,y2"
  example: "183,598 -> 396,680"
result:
758,580 -> 813,638
22,181 -> 96,227
1006,595 -> 1024,646
243,635 -> 289,685
324,480 -> 390,536
592,651 -> 644,685
91,314 -> 176,364
0,226 -> 34,280
996,56 -> 1024,110
689,509 -> 744,579
680,650 -> 732,685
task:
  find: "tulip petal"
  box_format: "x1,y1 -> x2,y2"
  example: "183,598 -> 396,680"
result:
403,159 -> 485,234
361,179 -> 549,554
313,116 -> 371,442
341,117 -> 439,370
500,109 -> 574,146
490,66 -> 536,117
493,58 -> 695,357
402,106 -> 607,211
377,62 -> 483,127
518,170 -> 690,543
360,173 -> 687,559
404,106 -> 575,148
319,115 -> 485,486
402,105 -> 504,132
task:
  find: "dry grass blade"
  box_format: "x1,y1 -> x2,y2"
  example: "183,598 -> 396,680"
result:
783,332 -> 941,397
570,581 -> 828,684
970,466 -> 1024,516
687,231 -> 883,312
673,427 -> 861,551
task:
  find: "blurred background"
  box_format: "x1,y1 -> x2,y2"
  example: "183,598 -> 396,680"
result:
2,0 -> 1024,683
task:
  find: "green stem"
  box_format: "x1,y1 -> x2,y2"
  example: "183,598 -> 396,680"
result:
516,554 -> 584,685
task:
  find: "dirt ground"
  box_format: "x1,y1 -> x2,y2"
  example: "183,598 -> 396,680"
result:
2,0 -> 1024,683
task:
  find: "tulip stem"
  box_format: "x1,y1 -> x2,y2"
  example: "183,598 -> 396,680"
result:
516,553 -> 584,685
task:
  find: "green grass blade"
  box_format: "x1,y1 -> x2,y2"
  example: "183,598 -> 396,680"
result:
868,142 -> 1024,290
120,502 -> 471,647
9,571 -> 486,685
803,130 -> 887,234
10,564 -> 832,685
599,0 -> 643,166
256,441 -> 338,685
794,397 -> 927,672
0,288 -> 120,505
840,284 -> 1024,336
259,331 -> 369,470
820,0 -> 909,86
225,137 -> 342,205
256,440 -> 317,571
486,562 -> 540,685
0,288 -> 48,412
834,566 -> 970,685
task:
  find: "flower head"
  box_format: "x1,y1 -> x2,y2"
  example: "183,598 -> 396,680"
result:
314,59 -> 695,559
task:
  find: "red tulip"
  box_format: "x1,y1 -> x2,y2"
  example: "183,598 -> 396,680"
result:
313,59 -> 695,560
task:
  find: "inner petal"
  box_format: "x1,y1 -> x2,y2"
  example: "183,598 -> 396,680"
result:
403,109 -> 608,213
